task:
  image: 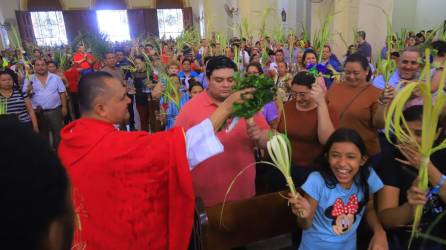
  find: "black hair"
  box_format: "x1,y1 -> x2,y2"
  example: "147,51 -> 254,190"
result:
403,105 -> 445,143
145,43 -> 153,48
391,51 -> 400,58
47,60 -> 58,68
277,61 -> 288,68
432,40 -> 446,57
246,62 -> 264,74
268,49 -> 275,56
203,56 -> 214,65
0,70 -> 20,89
78,71 -> 114,111
302,49 -> 318,66
357,30 -> 366,40
292,71 -> 315,88
188,80 -> 203,92
182,58 -> 192,65
275,49 -> 284,55
205,55 -> 237,78
344,53 -> 372,81
403,105 -> 423,122
315,128 -> 371,203
0,70 -> 16,81
134,55 -> 145,62
0,117 -> 72,249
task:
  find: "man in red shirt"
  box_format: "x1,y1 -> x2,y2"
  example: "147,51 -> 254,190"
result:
72,44 -> 95,76
64,65 -> 81,118
176,56 -> 270,207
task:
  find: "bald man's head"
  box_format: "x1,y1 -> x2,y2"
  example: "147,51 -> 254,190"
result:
79,72 -> 131,124
79,72 -> 114,111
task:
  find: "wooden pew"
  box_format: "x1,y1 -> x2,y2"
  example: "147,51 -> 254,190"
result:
191,191 -> 297,250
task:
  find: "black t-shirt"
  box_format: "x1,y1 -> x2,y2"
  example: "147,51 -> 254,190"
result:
376,147 -> 446,249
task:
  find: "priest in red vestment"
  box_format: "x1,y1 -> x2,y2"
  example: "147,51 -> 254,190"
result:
58,71 -> 254,250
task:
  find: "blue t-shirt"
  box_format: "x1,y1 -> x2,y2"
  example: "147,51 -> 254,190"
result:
299,169 -> 383,250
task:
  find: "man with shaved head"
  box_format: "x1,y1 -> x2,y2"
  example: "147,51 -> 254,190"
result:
58,71 -> 254,249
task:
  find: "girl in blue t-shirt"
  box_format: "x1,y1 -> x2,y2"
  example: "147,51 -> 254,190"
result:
289,128 -> 388,250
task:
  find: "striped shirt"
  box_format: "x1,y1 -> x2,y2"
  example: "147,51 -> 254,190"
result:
0,88 -> 31,123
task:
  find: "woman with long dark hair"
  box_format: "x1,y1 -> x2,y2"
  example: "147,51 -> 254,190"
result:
289,128 -> 387,250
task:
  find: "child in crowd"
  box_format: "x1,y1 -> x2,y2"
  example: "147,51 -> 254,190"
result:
188,79 -> 203,99
289,128 -> 388,250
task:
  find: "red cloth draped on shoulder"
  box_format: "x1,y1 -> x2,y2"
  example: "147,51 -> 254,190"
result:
58,118 -> 194,250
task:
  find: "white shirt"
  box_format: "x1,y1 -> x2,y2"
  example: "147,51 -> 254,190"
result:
185,118 -> 224,169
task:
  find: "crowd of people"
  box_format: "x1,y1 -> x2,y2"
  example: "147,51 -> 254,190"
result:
1,26 -> 446,250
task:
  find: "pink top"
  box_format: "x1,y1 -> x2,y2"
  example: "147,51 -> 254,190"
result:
175,91 -> 269,207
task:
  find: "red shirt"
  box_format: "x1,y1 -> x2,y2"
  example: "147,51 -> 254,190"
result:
64,67 -> 80,93
73,52 -> 95,70
58,118 -> 194,250
175,91 -> 269,207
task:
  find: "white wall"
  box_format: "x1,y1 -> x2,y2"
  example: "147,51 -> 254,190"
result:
393,0 -> 446,32
357,0 -> 393,61
392,0 -> 416,31
0,0 -> 20,23
0,0 -> 20,49
414,0 -> 446,31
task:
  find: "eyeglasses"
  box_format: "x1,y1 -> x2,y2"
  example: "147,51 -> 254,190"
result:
290,91 -> 310,98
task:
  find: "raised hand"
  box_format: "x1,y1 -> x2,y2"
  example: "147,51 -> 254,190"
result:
310,82 -> 326,106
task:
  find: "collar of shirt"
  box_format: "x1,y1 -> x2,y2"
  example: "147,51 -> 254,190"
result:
32,72 -> 58,85
198,90 -> 218,108
388,70 -> 401,88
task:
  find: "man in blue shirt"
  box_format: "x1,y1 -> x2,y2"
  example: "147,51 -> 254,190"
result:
372,47 -> 421,161
372,47 -> 421,90
357,31 -> 372,62
23,59 -> 67,149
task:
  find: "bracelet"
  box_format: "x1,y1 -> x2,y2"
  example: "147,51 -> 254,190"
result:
431,175 -> 446,194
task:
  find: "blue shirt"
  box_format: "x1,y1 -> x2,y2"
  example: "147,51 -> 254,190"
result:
358,41 -> 372,60
299,169 -> 383,250
372,70 -> 400,90
161,93 -> 190,130
23,73 -> 66,109
178,71 -> 199,81
197,72 -> 208,89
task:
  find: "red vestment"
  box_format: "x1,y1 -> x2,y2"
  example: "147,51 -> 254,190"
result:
58,118 -> 194,250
